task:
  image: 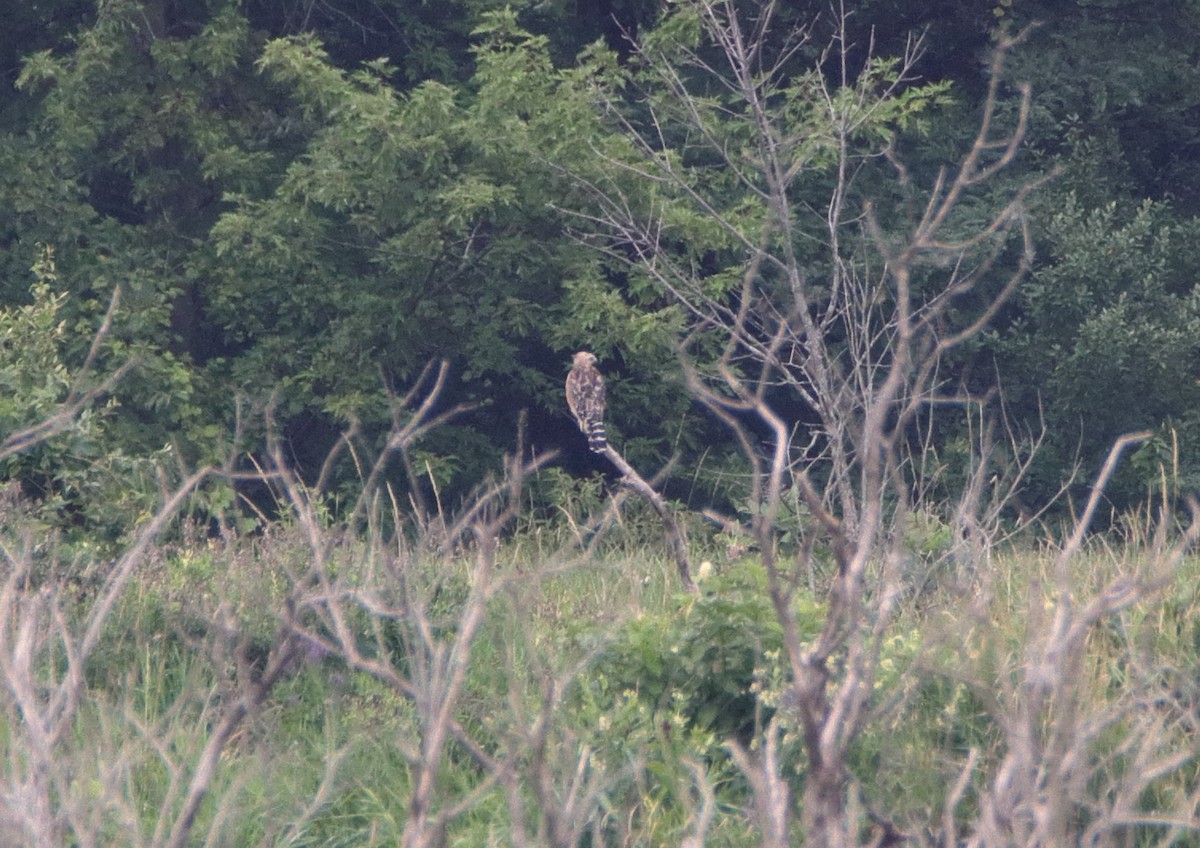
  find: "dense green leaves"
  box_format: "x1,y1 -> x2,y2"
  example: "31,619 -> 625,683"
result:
1,0 -> 1200,518
0,258 -> 77,439
987,197 -> 1200,498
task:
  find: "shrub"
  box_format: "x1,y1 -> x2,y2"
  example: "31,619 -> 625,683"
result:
589,562 -> 823,743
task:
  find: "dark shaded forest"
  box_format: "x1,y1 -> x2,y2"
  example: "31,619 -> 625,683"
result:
3,0 -> 1200,529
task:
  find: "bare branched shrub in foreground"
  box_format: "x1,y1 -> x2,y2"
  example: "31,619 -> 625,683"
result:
0,434 -> 308,847
0,470 -> 207,847
565,1 -> 1197,844
0,361 -> 470,846
937,436 -> 1200,848
0,285 -> 214,847
0,349 -> 686,847
269,364 -> 642,848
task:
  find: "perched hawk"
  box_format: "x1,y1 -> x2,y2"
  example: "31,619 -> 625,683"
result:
566,351 -> 607,453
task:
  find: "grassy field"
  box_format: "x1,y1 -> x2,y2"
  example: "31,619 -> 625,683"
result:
3,504 -> 1197,847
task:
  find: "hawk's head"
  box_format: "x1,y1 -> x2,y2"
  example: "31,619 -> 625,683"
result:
572,351 -> 598,367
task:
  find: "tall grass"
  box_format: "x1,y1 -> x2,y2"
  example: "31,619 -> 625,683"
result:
2,505 -> 1195,845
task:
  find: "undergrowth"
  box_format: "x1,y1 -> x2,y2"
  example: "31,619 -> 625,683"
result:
3,520 -> 1197,845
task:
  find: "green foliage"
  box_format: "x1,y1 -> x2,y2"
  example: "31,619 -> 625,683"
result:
210,18 -> 692,492
0,0 -> 694,510
0,251 -> 79,441
589,562 -> 822,741
523,466 -> 609,526
0,248 -> 162,535
2,0 -> 1200,518
1005,0 -> 1200,214
987,196 -> 1200,504
0,0 -> 287,476
902,509 -> 955,564
937,0 -> 1200,512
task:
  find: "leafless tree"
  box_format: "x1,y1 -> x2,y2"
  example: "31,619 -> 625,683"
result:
562,1 -> 1200,844
561,0 -> 1056,842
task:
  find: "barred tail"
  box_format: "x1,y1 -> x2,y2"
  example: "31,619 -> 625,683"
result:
587,420 -> 607,453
